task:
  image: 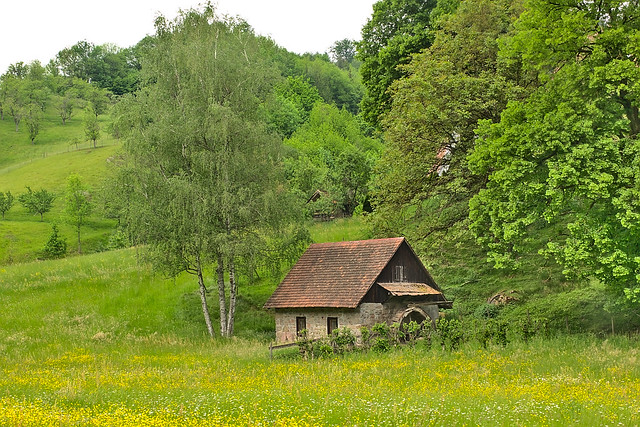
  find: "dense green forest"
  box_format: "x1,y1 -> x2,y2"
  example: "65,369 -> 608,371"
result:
2,0 -> 640,338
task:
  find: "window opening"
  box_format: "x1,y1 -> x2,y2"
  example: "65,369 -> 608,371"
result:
296,316 -> 306,335
327,317 -> 338,335
393,265 -> 406,282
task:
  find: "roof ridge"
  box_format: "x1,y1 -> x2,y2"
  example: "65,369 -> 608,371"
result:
309,236 -> 404,246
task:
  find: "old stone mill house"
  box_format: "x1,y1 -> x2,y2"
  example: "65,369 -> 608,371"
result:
264,237 -> 452,343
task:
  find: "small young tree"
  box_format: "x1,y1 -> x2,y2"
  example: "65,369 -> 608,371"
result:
83,105 -> 100,148
43,224 -> 67,259
0,191 -> 14,219
58,95 -> 73,125
65,174 -> 92,253
7,99 -> 23,132
18,187 -> 55,220
25,105 -> 42,144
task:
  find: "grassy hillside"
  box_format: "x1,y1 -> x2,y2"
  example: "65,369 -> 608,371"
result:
417,225 -> 640,334
0,145 -> 637,425
0,103 -> 114,171
1,88 -> 639,425
3,93 -> 635,336
0,218 -> 371,349
0,105 -> 118,264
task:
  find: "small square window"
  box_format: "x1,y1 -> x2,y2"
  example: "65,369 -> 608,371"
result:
327,317 -> 338,335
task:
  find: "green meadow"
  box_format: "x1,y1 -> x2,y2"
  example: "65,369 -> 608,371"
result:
1,250 -> 639,426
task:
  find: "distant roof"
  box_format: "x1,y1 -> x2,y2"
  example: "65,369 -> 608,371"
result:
307,189 -> 329,204
264,237 -> 406,309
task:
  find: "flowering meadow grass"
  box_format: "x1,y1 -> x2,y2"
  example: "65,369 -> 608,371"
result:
1,336 -> 639,426
2,249 -> 640,425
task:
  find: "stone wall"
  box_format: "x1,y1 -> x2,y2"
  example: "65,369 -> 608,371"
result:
274,307 -> 371,343
273,301 -> 438,343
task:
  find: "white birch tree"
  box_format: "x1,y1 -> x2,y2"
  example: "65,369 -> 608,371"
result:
113,3 -> 303,338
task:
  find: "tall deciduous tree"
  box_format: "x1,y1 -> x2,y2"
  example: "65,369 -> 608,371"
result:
357,0 -> 442,128
468,0 -> 640,301
329,39 -> 358,69
115,4 -> 304,338
285,102 -> 381,216
55,41 -> 140,95
371,0 -> 521,242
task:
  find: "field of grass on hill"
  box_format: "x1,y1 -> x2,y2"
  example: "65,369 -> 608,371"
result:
423,227 -> 640,334
0,105 -> 119,264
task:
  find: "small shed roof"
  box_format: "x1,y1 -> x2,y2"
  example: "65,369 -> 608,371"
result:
377,282 -> 443,297
264,237 -> 406,309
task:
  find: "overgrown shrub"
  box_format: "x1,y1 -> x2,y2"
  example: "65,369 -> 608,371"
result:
372,337 -> 391,353
518,316 -> 548,342
436,317 -> 464,350
330,327 -> 356,354
313,339 -> 334,358
107,229 -> 129,250
419,324 -> 433,349
371,322 -> 390,338
370,322 -> 391,352
494,319 -> 509,347
389,322 -> 402,345
296,329 -> 313,359
296,313 -> 553,360
477,320 -> 493,349
474,303 -> 500,319
360,326 -> 372,349
401,320 -> 422,345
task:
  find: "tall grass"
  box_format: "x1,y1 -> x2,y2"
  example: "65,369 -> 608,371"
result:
308,216 -> 370,243
1,332 -> 638,426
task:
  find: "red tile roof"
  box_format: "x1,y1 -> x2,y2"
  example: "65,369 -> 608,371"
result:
264,237 -> 405,309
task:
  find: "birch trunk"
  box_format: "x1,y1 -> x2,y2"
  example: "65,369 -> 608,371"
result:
226,258 -> 237,337
196,257 -> 215,338
196,256 -> 215,338
217,254 -> 228,337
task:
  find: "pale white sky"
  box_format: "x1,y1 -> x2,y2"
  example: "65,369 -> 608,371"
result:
1,0 -> 377,74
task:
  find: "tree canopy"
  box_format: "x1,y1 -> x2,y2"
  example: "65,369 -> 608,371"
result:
371,0 -> 520,242
468,0 -> 640,300
285,102 -> 382,217
357,0 -> 444,127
